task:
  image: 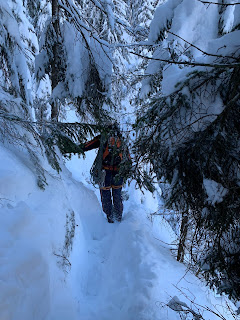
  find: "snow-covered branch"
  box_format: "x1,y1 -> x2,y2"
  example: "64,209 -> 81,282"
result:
58,0 -> 110,48
88,0 -> 133,33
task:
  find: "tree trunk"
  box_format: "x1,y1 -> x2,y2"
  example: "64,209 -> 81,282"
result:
51,0 -> 60,121
177,212 -> 188,262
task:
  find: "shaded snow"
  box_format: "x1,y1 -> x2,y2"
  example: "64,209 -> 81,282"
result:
203,178 -> 228,205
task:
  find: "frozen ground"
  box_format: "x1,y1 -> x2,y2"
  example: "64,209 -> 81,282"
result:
0,146 -> 236,320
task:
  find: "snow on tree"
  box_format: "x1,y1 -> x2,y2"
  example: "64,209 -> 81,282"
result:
35,0 -> 113,123
70,0 -> 130,109
0,0 -> 137,188
0,0 -> 59,188
0,0 -> 35,112
24,0 -> 51,39
0,0 -> 87,186
127,0 -> 161,41
134,0 -> 240,300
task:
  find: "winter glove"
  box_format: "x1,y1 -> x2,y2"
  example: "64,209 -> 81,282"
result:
77,143 -> 85,154
57,135 -> 83,154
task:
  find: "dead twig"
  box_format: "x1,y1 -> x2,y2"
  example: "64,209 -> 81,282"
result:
53,253 -> 72,266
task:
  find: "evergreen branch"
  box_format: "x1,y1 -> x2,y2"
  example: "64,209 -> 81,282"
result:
0,110 -> 100,150
87,0 -> 135,35
129,51 -> 240,68
59,0 -> 144,50
58,0 -> 110,48
0,110 -> 99,129
58,0 -> 114,72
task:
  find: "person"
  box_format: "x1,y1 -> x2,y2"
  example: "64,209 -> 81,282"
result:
82,123 -> 131,223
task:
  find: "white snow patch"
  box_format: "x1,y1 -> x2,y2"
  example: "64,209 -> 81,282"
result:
203,178 -> 228,205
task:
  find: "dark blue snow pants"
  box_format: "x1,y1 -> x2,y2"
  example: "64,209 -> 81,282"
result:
100,169 -> 123,221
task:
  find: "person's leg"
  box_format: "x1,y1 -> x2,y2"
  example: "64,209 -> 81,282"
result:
100,170 -> 114,222
112,172 -> 123,221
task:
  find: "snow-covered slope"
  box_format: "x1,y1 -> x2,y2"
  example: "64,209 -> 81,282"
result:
0,146 -> 235,320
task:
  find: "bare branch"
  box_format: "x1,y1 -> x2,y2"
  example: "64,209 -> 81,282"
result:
129,51 -> 240,68
168,31 -> 239,61
198,0 -> 240,4
174,286 -> 230,320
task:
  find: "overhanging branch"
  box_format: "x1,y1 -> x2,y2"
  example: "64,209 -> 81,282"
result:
198,0 -> 240,4
168,31 -> 239,61
129,51 -> 240,69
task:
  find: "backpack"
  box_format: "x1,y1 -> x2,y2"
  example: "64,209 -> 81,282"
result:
90,131 -> 131,186
102,134 -> 123,167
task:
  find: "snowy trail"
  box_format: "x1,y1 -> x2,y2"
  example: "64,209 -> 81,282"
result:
61,172 -> 216,320
78,218 -> 156,320
63,171 -> 235,320
62,173 -> 158,320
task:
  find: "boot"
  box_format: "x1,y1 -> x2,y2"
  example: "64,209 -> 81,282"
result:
115,215 -> 122,222
107,215 -> 114,223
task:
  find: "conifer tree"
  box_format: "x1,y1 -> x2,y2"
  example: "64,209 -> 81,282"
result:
134,0 -> 240,300
0,0 -> 104,186
0,0 -> 51,187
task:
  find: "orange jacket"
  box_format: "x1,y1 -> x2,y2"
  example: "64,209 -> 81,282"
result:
83,135 -> 131,171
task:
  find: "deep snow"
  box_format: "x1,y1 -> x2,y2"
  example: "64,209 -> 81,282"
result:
0,145 -> 236,320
